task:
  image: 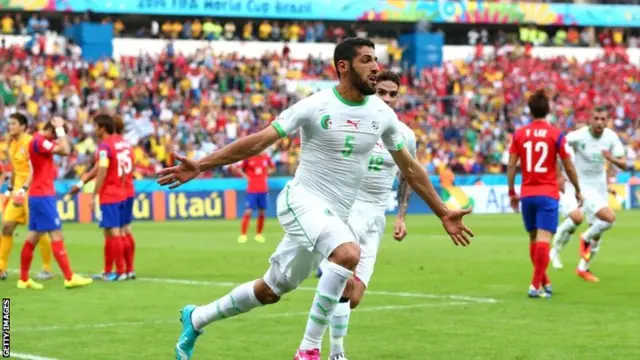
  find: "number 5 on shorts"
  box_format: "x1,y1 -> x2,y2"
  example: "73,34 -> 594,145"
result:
342,135 -> 355,158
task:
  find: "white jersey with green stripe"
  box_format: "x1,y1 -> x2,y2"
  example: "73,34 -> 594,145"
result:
355,122 -> 417,213
271,87 -> 407,220
566,127 -> 624,190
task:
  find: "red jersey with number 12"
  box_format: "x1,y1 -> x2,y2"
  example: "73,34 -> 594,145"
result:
96,135 -> 128,204
242,154 -> 274,193
28,134 -> 57,197
509,121 -> 569,199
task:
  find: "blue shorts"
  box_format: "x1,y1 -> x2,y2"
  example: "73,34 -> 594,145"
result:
28,196 -> 61,232
120,197 -> 134,226
245,192 -> 268,210
521,196 -> 560,233
100,202 -> 124,229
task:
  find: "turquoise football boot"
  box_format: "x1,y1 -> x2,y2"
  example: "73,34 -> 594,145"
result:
175,305 -> 202,360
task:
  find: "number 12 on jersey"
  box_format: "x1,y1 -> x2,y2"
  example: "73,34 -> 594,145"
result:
523,140 -> 548,173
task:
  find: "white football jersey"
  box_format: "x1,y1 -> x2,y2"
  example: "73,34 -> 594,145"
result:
566,127 -> 624,190
355,122 -> 417,213
272,88 -> 406,219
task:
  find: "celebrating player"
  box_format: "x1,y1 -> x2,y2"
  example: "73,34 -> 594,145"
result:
91,114 -> 132,281
17,117 -> 93,289
0,113 -> 53,281
565,106 -> 626,282
236,152 -> 275,244
158,38 -> 473,360
507,90 -> 582,298
327,70 -> 416,360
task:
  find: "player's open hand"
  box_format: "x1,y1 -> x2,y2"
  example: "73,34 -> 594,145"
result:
392,219 -> 407,241
156,153 -> 200,189
509,195 -> 520,213
440,208 -> 474,246
575,192 -> 584,208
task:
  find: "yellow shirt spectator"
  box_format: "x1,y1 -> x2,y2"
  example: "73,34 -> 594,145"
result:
191,20 -> 202,38
243,22 -> 253,40
289,23 -> 301,42
114,19 -> 125,35
172,21 -> 183,38
162,21 -> 173,37
26,100 -> 38,116
1,15 -> 13,34
259,21 -> 272,40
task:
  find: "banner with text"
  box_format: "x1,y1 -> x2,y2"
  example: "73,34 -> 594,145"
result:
54,0 -> 640,27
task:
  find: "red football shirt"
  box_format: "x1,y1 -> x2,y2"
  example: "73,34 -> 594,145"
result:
242,154 -> 274,193
509,120 -> 569,199
113,134 -> 135,198
96,135 -> 129,204
28,134 -> 57,197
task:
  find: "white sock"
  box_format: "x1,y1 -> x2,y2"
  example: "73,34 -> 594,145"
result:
578,239 -> 602,271
552,218 -> 578,251
191,280 -> 263,331
329,301 -> 351,356
583,219 -> 613,243
299,262 -> 352,351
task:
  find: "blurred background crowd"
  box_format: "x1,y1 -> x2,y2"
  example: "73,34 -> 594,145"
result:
0,0 -> 639,181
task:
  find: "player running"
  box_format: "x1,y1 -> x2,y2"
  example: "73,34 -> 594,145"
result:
17,117 -> 93,289
157,38 -> 473,360
91,114 -> 130,281
327,70 -> 416,360
564,106 -> 626,282
507,90 -> 582,298
549,144 -> 585,269
0,113 -> 53,281
236,152 -> 275,244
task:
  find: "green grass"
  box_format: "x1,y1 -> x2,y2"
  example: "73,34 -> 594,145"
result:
2,212 -> 640,359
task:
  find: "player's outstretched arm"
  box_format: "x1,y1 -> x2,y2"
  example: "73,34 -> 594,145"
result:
157,126 -> 281,189
389,148 -> 473,246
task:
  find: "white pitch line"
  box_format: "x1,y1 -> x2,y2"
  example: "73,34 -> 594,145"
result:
14,302 -> 470,333
7,269 -> 500,304
136,276 -> 499,304
9,353 -> 58,360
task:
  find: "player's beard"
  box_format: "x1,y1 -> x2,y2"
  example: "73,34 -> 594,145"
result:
349,65 -> 376,96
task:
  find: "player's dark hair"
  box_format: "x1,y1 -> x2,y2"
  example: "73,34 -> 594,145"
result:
9,112 -> 28,129
333,37 -> 375,79
593,105 -> 608,113
113,114 -> 125,135
376,70 -> 400,87
528,89 -> 550,119
94,113 -> 115,135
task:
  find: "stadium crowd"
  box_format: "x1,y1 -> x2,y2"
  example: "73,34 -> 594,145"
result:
0,38 -> 638,180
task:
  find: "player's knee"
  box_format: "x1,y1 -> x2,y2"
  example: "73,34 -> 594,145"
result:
254,279 -> 281,305
328,242 -> 361,271
244,208 -> 253,216
1,222 -> 15,235
596,208 -> 616,223
570,211 -> 584,225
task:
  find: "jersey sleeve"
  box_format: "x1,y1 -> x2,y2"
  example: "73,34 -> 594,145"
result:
381,112 -> 407,152
565,129 -> 582,148
609,131 -> 625,158
405,128 -> 417,158
271,96 -> 316,138
556,133 -> 570,159
97,144 -> 111,168
32,137 -> 55,155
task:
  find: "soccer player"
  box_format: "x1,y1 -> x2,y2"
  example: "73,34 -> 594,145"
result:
237,152 -> 275,244
549,145 -> 584,269
565,106 -> 626,282
327,70 -> 416,360
0,113 -> 53,281
158,37 -> 473,360
17,117 -> 93,289
507,90 -> 582,298
91,114 -> 129,281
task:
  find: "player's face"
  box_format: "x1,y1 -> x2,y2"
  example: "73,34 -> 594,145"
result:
375,80 -> 400,107
345,46 -> 379,96
590,111 -> 607,137
7,117 -> 23,136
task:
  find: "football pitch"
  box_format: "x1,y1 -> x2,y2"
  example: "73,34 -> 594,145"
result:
2,212 -> 639,360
